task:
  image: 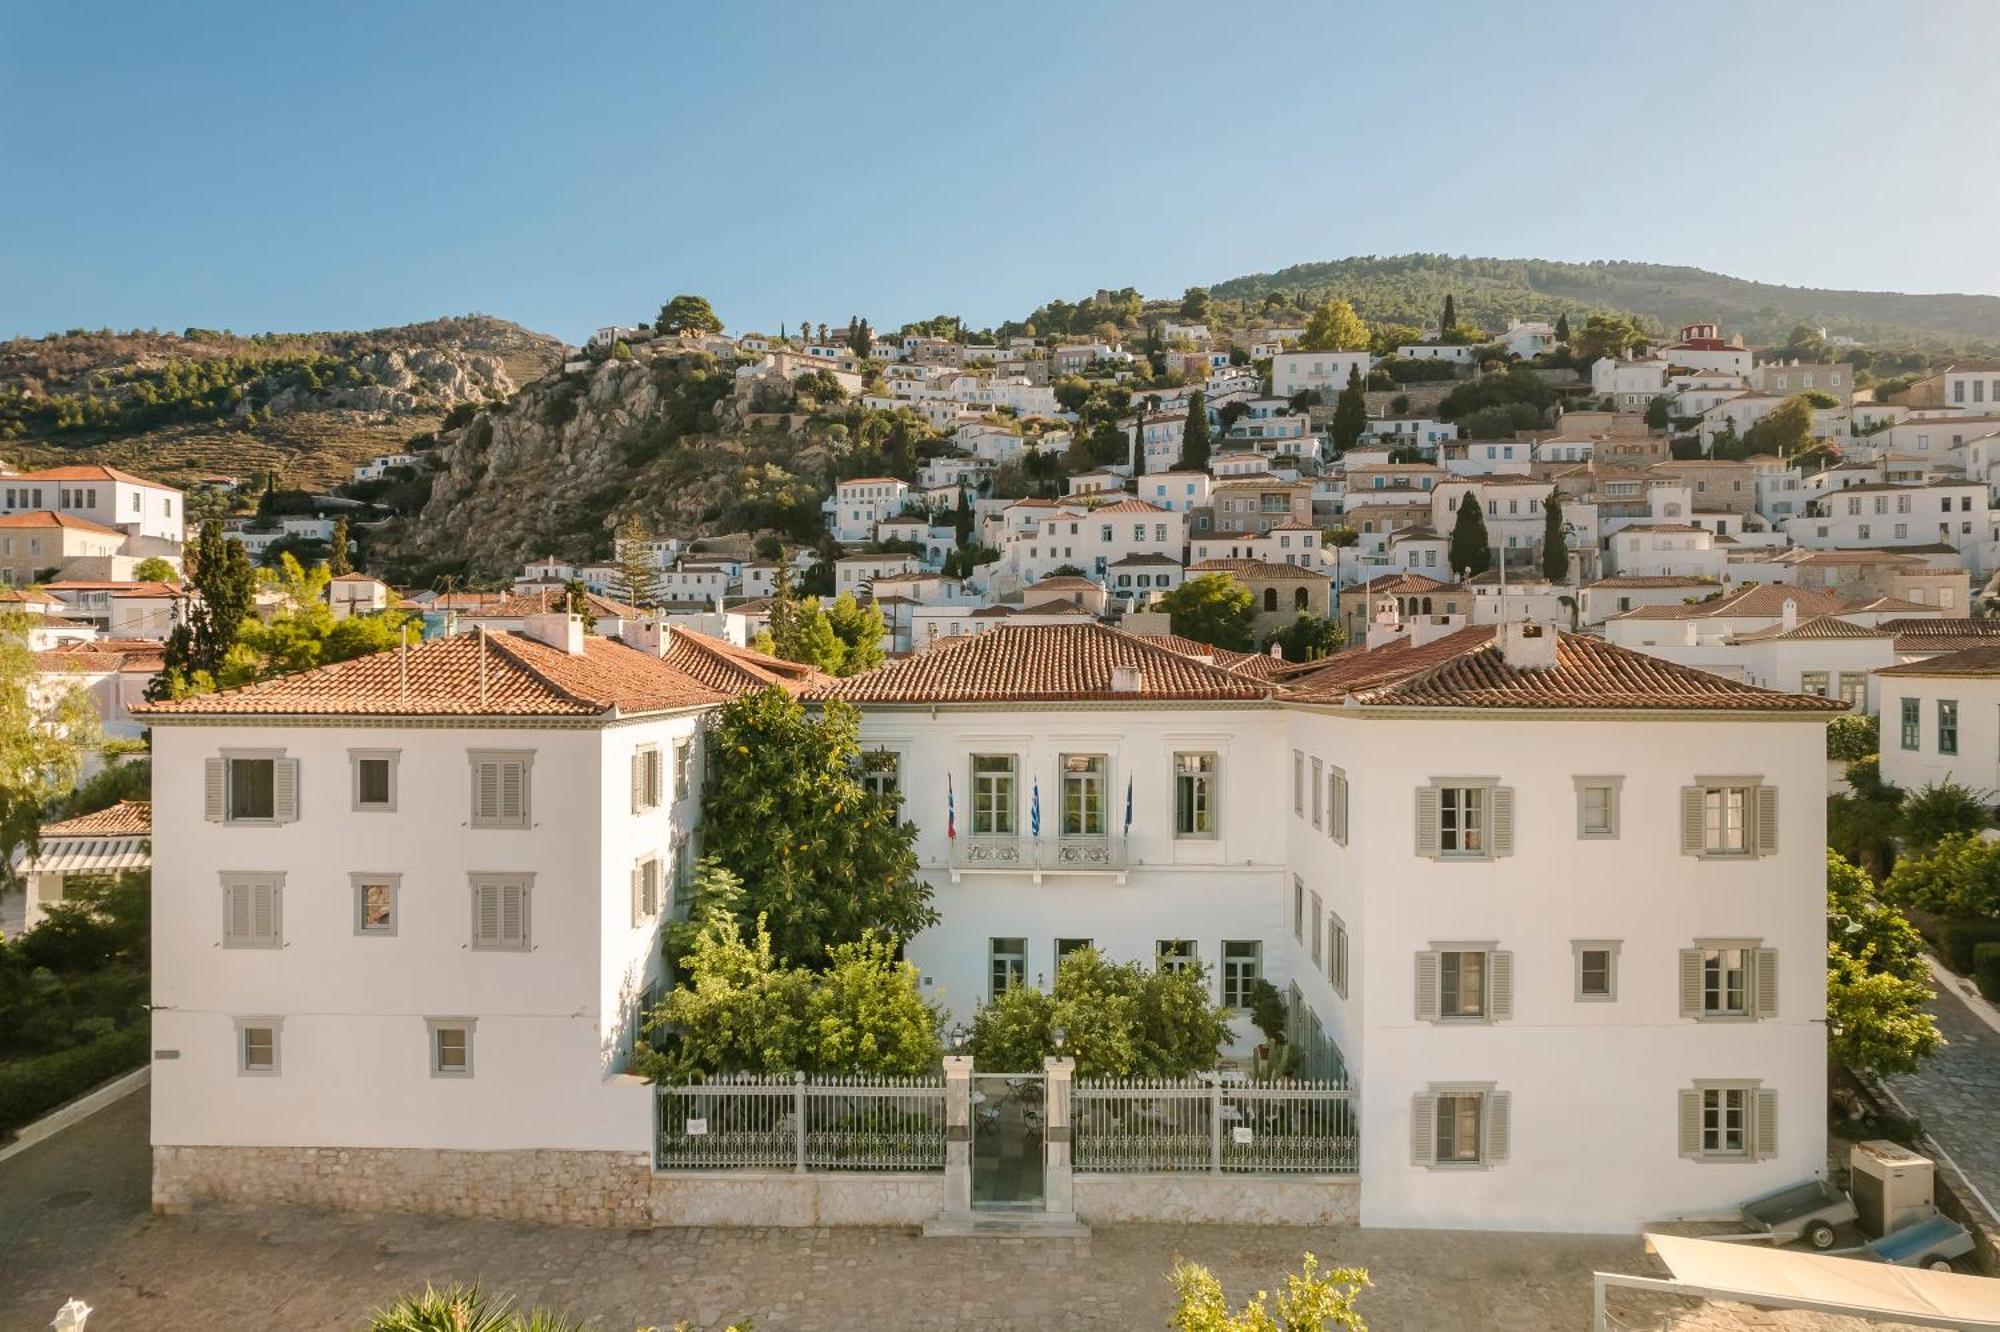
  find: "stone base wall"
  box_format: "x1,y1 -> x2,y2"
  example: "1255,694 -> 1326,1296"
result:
1074,1173 -> 1360,1227
154,1146 -> 941,1228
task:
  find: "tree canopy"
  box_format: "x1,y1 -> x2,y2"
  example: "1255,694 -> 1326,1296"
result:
0,613 -> 102,868
1169,1253 -> 1371,1332
1179,390 -> 1211,471
655,294 -> 723,336
969,947 -> 1234,1078
153,522 -> 256,698
1331,365 -> 1368,453
1299,299 -> 1370,352
1448,492 -> 1491,578
1264,613 -> 1343,663
1158,573 -> 1256,652
1827,851 -> 1944,1077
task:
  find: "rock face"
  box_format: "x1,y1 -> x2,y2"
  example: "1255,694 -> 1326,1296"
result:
255,347 -> 516,418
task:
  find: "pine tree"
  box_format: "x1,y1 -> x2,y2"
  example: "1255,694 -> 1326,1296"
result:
1441,293 -> 1457,334
1554,312 -> 1571,344
1332,365 -> 1369,453
613,514 -> 659,609
1449,492 -> 1492,579
327,516 -> 352,576
1541,492 -> 1569,582
153,522 -> 255,698
1178,390 -> 1211,471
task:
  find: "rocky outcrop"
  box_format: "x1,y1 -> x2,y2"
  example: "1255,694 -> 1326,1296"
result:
254,347 -> 516,418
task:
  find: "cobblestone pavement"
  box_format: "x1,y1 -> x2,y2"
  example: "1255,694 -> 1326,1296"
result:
0,1094 -> 1942,1332
1886,962 -> 2000,1217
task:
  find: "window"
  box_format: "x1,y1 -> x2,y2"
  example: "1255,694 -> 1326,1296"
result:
1681,1082 -> 1776,1162
1574,776 -> 1621,839
1416,780 -> 1515,859
1292,875 -> 1306,941
1309,892 -> 1324,967
971,755 -> 1016,835
236,1019 -> 280,1075
1173,751 -> 1217,838
1681,942 -> 1777,1020
469,750 -> 533,829
470,874 -> 532,951
1938,700 -> 1958,755
1309,758 -> 1324,829
1327,913 -> 1349,998
1415,947 -> 1513,1023
1682,780 -> 1776,859
632,856 -> 663,924
632,745 -> 664,813
1900,697 -> 1920,750
1412,1084 -> 1509,1169
1158,939 -> 1197,974
206,752 -> 297,825
1292,750 -> 1305,815
989,937 -> 1026,997
1800,670 -> 1829,698
1055,937 -> 1092,972
1221,940 -> 1262,1009
1837,673 -> 1867,712
1327,766 -> 1350,844
353,874 -> 399,936
673,738 -> 693,800
1060,754 -> 1108,836
1573,941 -> 1619,1001
350,750 -> 397,812
222,873 -> 283,948
428,1019 -> 475,1078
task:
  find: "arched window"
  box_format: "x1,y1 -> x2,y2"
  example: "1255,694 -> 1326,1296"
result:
1263,587 -> 1279,613
1295,587 -> 1309,611
1421,596 -> 1434,614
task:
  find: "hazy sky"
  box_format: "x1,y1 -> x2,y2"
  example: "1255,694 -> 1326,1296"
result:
5,1 -> 1998,343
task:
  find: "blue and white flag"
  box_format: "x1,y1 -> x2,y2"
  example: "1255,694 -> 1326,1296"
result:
1031,777 -> 1042,837
946,773 -> 956,840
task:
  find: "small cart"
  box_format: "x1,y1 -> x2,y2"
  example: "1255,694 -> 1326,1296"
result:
1733,1179 -> 1858,1251
1857,1213 -> 1974,1272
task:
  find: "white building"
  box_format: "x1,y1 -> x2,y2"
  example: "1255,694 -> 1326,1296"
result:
1137,471 -> 1213,513
1878,648 -> 2000,793
1272,350 -> 1373,401
1500,321 -> 1556,359
1591,359 -> 1671,413
1,463 -> 185,547
353,453 -> 421,482
825,477 -> 913,545
1002,500 -> 1185,585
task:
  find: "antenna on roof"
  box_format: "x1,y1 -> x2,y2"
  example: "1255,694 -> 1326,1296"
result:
399,620 -> 410,707
477,623 -> 489,707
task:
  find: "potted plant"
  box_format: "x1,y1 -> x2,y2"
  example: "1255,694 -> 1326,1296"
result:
1247,979 -> 1287,1063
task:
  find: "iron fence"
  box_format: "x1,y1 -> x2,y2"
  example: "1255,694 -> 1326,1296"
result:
1073,1076 -> 1357,1174
655,1073 -> 947,1172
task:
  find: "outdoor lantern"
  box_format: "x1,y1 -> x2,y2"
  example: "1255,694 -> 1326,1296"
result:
1051,1024 -> 1067,1051
948,1022 -> 967,1052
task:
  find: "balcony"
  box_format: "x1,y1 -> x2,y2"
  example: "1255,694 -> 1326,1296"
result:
948,834 -> 1128,883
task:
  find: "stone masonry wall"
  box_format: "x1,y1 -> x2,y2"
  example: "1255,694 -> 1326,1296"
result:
1074,1173 -> 1360,1226
153,1146 -> 943,1228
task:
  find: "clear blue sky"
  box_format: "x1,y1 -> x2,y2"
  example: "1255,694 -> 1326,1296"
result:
5,1 -> 1999,344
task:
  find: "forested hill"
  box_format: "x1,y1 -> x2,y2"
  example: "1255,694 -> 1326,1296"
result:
0,316 -> 564,491
1207,255 -> 2000,352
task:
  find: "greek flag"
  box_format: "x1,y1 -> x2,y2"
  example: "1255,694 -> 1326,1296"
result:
946,773 -> 956,840
1123,773 -> 1134,836
1031,777 -> 1042,838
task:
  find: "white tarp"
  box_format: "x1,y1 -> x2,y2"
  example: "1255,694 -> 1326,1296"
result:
1645,1232 -> 2000,1328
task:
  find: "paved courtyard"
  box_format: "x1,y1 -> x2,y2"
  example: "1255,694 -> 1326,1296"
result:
1885,960 -> 2000,1220
0,1093 -> 1951,1332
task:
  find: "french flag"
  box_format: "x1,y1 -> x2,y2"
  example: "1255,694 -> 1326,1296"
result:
947,773 -> 956,840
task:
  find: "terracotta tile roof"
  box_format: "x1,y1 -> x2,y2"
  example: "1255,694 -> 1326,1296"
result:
0,510 -> 126,536
1348,572 -> 1458,595
456,589 -> 643,620
41,800 -> 151,837
1284,626 -> 1842,712
1847,596 -> 1936,614
1609,583 -> 1850,622
1108,553 -> 1181,566
133,630 -> 728,718
1088,498 -> 1168,513
1731,615 -> 1894,642
1588,575 -> 1720,589
1028,576 -> 1100,590
1879,646 -> 2000,677
13,464 -> 165,486
46,580 -> 183,595
813,623 -> 1273,704
658,628 -> 833,696
1880,617 -> 1998,637
1188,559 -> 1330,583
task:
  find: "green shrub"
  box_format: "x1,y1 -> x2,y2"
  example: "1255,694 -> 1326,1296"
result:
0,1022 -> 148,1133
1974,943 -> 2000,1003
1826,714 -> 1879,762
1901,781 -> 1992,851
1939,917 -> 2000,974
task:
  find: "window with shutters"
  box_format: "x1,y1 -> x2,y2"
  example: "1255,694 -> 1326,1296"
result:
632,745 -> 664,813
1292,875 -> 1305,941
1327,913 -> 1349,998
1292,750 -> 1304,816
235,1018 -> 280,1076
1309,758 -> 1324,829
1682,940 -> 1777,1021
1309,891 -> 1324,967
1416,946 -> 1512,1023
469,750 -> 533,829
1681,1081 -> 1776,1162
221,873 -> 283,948
1221,940 -> 1262,1009
1327,766 -> 1350,845
673,737 -> 694,800
1173,751 -> 1217,839
1682,779 -> 1775,859
1899,697 -> 1920,750
989,937 -> 1026,997
1411,1083 -> 1508,1169
1157,939 -> 1197,974
1836,673 -> 1867,712
1440,950 -> 1487,1019
352,873 -> 399,936
1574,776 -> 1622,839
469,874 -> 532,951
208,751 -> 298,825
350,749 -> 398,812
632,856 -> 662,925
428,1019 -> 475,1078
1573,940 -> 1619,1001
1938,699 -> 1958,755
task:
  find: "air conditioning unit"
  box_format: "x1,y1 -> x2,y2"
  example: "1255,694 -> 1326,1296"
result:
1848,1139 -> 1935,1237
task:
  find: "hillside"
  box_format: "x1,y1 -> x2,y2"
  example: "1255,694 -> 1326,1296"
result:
1206,255 -> 2000,351
0,316 -> 564,491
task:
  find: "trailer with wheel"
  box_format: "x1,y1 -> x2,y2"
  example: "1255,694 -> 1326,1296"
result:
1730,1179 -> 1858,1250
1857,1213 -> 1975,1272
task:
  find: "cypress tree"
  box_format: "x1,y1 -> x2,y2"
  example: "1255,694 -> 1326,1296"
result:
328,516 -> 352,576
1332,365 -> 1369,453
1178,390 -> 1211,471
1449,492 -> 1492,579
1440,293 -> 1457,334
1541,492 -> 1569,582
1554,312 -> 1571,344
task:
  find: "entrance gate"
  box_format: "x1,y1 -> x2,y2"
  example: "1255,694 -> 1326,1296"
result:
970,1072 -> 1044,1209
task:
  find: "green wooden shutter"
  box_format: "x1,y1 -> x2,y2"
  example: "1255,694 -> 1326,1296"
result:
204,759 -> 225,822
1490,786 -> 1515,858
1679,949 -> 1704,1018
1754,1088 -> 1778,1160
1482,1091 -> 1511,1164
1678,1089 -> 1703,1158
1414,786 -> 1441,857
1488,951 -> 1514,1022
1680,787 -> 1705,856
1415,951 -> 1440,1021
1754,786 -> 1779,856
1410,1093 -> 1436,1166
1753,948 -> 1778,1019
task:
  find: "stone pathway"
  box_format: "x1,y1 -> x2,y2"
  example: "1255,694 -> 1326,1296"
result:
0,1094 -> 1946,1331
1885,961 -> 2000,1223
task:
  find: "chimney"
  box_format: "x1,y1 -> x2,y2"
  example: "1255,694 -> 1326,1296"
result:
624,615 -> 672,658
1499,620 -> 1558,671
1412,613 -> 1463,647
1366,595 -> 1407,650
1781,597 -> 1798,632
522,611 -> 586,656
1110,665 -> 1145,693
